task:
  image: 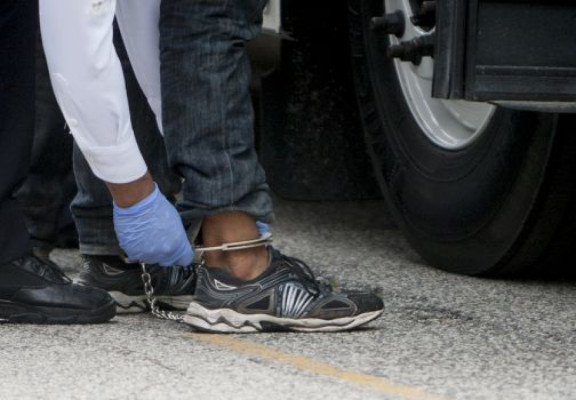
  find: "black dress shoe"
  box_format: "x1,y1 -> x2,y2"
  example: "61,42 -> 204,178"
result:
0,256 -> 116,324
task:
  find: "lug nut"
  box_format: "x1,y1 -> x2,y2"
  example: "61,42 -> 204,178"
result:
371,10 -> 405,37
387,44 -> 422,65
386,33 -> 435,65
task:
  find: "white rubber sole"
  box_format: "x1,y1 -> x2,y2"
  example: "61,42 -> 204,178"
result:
109,292 -> 147,314
109,292 -> 193,314
183,302 -> 384,333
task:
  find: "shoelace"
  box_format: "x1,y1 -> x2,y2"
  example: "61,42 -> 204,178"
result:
145,263 -> 196,294
172,264 -> 196,286
274,250 -> 333,295
33,257 -> 72,283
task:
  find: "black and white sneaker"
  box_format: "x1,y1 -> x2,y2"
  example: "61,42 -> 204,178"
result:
183,248 -> 384,333
77,255 -> 196,313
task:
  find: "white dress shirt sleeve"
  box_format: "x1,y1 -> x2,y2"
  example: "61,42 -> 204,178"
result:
39,0 -> 161,184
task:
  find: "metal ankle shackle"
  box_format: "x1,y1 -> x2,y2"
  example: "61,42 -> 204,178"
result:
195,232 -> 273,261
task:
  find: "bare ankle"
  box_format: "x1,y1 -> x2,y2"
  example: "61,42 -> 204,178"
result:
201,211 -> 270,280
205,247 -> 269,280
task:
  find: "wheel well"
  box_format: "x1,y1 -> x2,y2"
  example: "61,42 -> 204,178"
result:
256,0 -> 381,200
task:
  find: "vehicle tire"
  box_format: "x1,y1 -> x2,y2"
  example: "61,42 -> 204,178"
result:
348,0 -> 576,276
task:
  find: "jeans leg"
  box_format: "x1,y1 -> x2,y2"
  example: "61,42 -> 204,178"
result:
16,32 -> 77,251
159,0 -> 274,224
72,26 -> 181,256
0,0 -> 37,264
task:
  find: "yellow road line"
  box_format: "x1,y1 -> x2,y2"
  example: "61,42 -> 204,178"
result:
186,333 -> 446,400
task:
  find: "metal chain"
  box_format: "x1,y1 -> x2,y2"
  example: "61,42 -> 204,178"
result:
140,263 -> 184,323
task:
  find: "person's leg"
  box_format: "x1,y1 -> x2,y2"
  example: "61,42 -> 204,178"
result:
0,0 -> 115,324
16,32 -> 77,259
159,0 -> 383,332
0,0 -> 37,264
159,0 -> 273,278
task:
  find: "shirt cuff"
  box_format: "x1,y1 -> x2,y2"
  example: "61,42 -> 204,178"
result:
81,133 -> 148,184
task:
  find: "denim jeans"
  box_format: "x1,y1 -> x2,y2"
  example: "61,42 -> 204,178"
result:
73,0 -> 273,256
159,0 -> 273,223
16,33 -> 77,252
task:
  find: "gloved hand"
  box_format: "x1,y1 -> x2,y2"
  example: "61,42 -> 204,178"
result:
113,184 -> 194,266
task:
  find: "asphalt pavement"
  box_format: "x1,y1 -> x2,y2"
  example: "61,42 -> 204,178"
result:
1,197 -> 575,400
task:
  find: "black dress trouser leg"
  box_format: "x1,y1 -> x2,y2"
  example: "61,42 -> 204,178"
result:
0,1 -> 38,264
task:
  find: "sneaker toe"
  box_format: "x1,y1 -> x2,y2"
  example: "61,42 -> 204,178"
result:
347,292 -> 384,314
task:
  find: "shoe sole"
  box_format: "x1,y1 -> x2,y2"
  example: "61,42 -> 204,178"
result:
183,302 -> 384,333
109,292 -> 147,314
0,299 -> 116,324
110,291 -> 193,314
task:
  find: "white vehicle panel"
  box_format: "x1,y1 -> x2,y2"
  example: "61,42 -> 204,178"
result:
262,0 -> 281,33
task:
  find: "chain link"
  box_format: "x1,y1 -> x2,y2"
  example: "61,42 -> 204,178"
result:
140,263 -> 184,323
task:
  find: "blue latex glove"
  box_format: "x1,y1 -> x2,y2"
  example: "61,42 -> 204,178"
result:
256,221 -> 270,236
113,184 -> 194,266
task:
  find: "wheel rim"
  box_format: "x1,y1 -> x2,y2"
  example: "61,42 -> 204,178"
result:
385,0 -> 496,150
